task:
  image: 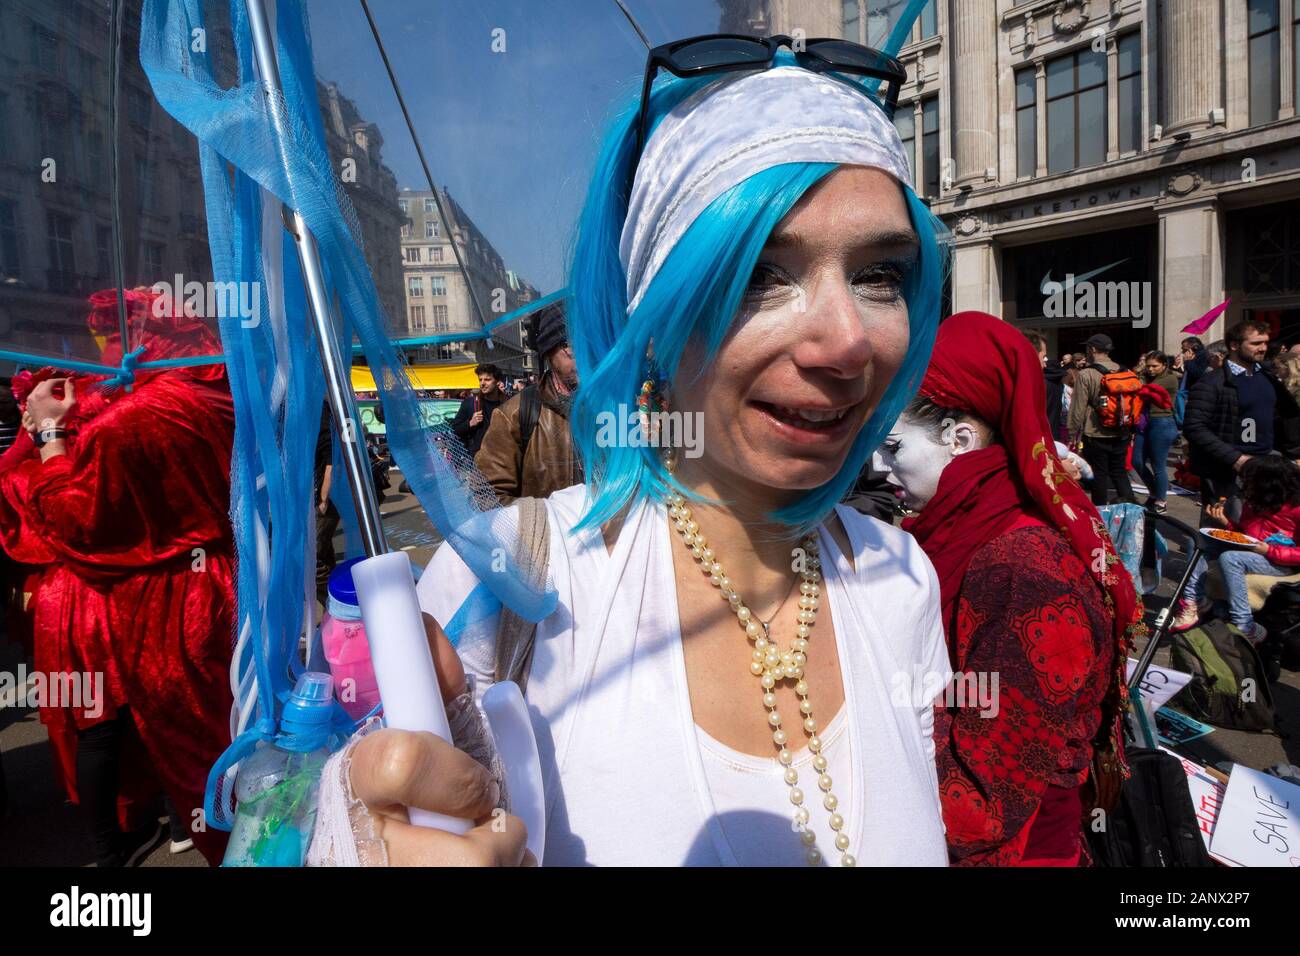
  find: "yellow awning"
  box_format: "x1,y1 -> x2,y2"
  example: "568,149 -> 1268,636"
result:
350,363 -> 480,392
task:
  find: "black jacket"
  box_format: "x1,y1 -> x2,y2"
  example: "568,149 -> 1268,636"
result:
1043,363 -> 1067,443
450,389 -> 505,457
1183,364 -> 1300,482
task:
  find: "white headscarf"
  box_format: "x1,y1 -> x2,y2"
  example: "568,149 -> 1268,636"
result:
619,66 -> 914,313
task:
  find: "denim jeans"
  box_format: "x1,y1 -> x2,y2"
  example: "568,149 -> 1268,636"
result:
1136,416 -> 1178,502
1184,542 -> 1291,629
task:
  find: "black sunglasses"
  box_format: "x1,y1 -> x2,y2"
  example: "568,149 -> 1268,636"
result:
630,34 -> 907,190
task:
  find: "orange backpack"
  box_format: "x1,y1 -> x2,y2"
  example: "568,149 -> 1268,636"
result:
1092,366 -> 1145,428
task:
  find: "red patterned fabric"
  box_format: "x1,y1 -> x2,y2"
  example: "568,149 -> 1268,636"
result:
0,290 -> 234,863
901,312 -> 1142,866
933,520 -> 1114,865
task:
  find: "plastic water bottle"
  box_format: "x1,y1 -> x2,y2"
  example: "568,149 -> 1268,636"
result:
321,558 -> 382,720
222,672 -> 335,867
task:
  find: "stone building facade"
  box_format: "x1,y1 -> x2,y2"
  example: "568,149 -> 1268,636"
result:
397,187 -> 535,375
720,0 -> 1300,361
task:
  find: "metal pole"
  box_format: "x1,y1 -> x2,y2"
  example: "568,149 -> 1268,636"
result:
244,0 -> 387,558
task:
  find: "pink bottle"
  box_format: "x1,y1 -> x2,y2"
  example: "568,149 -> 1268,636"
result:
321,558 -> 382,720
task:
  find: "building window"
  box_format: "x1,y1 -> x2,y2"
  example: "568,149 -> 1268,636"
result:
0,200 -> 21,276
424,197 -> 435,213
32,25 -> 59,71
426,219 -> 440,238
431,246 -> 443,262
919,0 -> 938,40
1248,0 -> 1281,127
398,199 -> 408,213
1117,33 -> 1142,154
1046,46 -> 1107,174
1015,67 -> 1036,178
142,241 -> 164,281
893,106 -> 916,184
128,86 -> 152,128
409,276 -> 424,298
134,155 -> 151,206
400,222 -> 411,239
921,96 -> 940,198
405,246 -> 421,263
46,211 -> 76,277
96,224 -> 113,280
842,0 -> 860,42
430,276 -> 446,296
410,305 -> 426,330
433,305 -> 449,331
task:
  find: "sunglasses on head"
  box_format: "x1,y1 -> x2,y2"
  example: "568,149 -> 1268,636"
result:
630,33 -> 907,191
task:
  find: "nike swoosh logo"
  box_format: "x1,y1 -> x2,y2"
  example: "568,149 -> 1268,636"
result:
1040,258 -> 1129,296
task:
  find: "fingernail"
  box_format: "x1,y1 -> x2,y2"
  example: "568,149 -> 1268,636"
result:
489,779 -> 501,807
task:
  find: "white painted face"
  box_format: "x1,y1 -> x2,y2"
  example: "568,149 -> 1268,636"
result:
876,413 -> 984,511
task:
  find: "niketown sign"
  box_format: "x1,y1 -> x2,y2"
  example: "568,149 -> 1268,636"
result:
1041,259 -> 1152,329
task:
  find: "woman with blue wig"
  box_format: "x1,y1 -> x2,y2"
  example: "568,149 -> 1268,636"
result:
310,39 -> 950,867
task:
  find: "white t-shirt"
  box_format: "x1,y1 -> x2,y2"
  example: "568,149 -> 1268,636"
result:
418,484 -> 950,867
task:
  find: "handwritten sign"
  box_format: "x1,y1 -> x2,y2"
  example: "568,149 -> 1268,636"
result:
1126,659 -> 1192,711
1209,765 -> 1300,867
1159,747 -> 1233,864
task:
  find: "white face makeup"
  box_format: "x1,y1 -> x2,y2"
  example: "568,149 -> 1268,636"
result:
671,166 -> 917,508
877,414 -> 985,511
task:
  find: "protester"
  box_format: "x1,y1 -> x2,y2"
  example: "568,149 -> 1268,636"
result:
1024,330 -> 1067,443
1132,351 -> 1181,514
1181,336 -> 1208,393
308,48 -> 952,867
1274,350 -> 1300,405
1172,455 -> 1300,641
449,364 -> 506,457
1184,319 -> 1300,514
0,288 -> 234,865
1068,333 -> 1139,505
475,302 -> 582,503
880,312 -> 1136,866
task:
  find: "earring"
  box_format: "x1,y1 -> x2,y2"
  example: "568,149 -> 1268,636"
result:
636,361 -> 676,472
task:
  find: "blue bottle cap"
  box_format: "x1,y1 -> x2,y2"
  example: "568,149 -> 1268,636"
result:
280,671 -> 335,748
326,557 -> 366,608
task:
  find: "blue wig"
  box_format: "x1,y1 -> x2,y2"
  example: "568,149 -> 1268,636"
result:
568,66 -> 949,533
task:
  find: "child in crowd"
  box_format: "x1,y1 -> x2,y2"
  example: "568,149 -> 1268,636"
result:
1172,455 -> 1300,642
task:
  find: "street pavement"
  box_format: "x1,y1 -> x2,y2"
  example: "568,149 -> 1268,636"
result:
1,464 -> 1297,866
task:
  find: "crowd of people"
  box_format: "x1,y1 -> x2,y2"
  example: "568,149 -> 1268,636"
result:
4,34 -> 1298,872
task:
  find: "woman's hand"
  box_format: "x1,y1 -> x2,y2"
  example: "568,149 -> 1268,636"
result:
346,614 -> 535,866
1205,502 -> 1229,527
26,378 -> 76,431
1251,541 -> 1271,556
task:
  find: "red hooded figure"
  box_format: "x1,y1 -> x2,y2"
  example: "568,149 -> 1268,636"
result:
892,312 -> 1141,866
0,288 -> 235,864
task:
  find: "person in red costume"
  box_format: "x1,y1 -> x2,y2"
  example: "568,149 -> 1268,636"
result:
879,312 -> 1141,866
1,288 -> 235,865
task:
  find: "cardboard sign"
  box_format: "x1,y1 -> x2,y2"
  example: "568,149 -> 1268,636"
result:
1209,765 -> 1300,868
1126,659 -> 1193,711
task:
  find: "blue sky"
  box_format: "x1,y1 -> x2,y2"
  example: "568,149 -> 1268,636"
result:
307,0 -> 727,296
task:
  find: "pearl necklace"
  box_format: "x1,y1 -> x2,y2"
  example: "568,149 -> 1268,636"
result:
666,492 -> 855,867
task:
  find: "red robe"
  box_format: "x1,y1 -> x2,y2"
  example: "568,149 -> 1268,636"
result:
933,516 -> 1114,865
7,371 -> 236,864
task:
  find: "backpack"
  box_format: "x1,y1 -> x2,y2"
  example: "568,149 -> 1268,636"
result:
518,385 -> 542,458
1086,748 -> 1214,867
1168,619 -> 1276,732
1091,365 -> 1144,429
1251,580 -> 1300,674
